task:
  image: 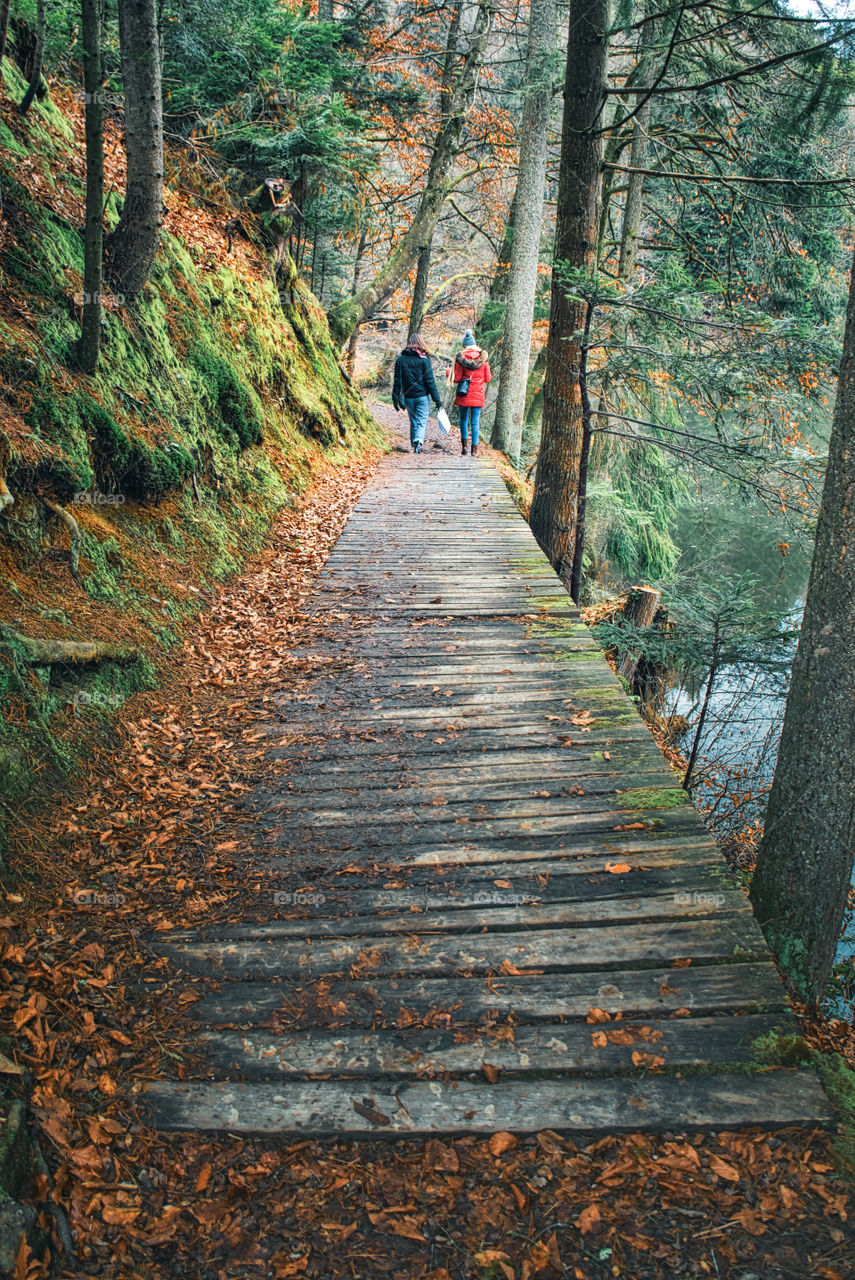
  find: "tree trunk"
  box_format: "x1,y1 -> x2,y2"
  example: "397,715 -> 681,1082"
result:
0,0 -> 12,62
528,0 -> 610,588
326,0 -> 493,346
106,0 -> 164,300
749,246 -> 855,1008
569,301 -> 595,602
618,585 -> 661,685
408,233 -> 434,335
617,18 -> 654,281
487,187 -> 517,310
18,0 -> 45,116
78,0 -> 104,374
682,630 -> 720,792
491,0 -> 556,461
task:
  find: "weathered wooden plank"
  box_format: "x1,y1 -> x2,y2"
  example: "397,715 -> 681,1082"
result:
269,765 -> 676,795
254,804 -> 706,851
253,833 -> 720,872
162,890 -> 747,944
262,783 -> 689,824
195,1013 -> 787,1079
187,962 -> 791,1027
161,914 -> 765,979
250,846 -> 724,889
143,1069 -> 830,1135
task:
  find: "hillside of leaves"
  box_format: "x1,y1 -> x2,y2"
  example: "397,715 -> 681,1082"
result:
0,57 -> 381,845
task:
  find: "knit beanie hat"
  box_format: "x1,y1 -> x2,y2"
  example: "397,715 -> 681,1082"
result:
463,329 -> 476,347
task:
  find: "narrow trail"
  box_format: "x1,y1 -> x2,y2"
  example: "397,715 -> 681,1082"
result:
143,416 -> 828,1137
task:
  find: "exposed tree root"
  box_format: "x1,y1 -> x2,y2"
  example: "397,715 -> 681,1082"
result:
42,499 -> 81,578
9,633 -> 142,667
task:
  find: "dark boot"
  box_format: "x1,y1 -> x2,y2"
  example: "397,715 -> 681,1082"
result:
470,443 -> 479,457
461,438 -> 468,455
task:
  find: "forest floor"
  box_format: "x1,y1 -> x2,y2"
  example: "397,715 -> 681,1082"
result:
0,404 -> 853,1280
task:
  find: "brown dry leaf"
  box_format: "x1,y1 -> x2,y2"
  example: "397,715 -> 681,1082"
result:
424,1139 -> 459,1172
195,1162 -> 213,1193
482,1062 -> 500,1083
709,1155 -> 741,1182
735,1207 -> 767,1236
488,1131 -> 518,1156
631,1050 -> 666,1068
590,1031 -> 608,1048
474,1250 -> 511,1267
499,959 -> 543,976
586,1007 -> 610,1023
604,861 -> 631,874
613,822 -> 647,831
671,957 -> 693,968
101,1203 -> 142,1226
576,1203 -> 602,1234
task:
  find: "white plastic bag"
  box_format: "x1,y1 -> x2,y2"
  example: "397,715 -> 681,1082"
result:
436,407 -> 452,435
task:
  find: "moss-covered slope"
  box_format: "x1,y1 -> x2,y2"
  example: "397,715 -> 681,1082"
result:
0,63 -> 382,840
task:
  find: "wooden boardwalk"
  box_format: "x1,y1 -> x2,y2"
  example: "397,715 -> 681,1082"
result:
145,447 -> 829,1136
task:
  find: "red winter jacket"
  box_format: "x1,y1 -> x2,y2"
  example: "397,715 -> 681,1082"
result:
453,346 -> 491,407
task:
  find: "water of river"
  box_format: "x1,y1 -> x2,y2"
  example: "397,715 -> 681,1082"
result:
668,494 -> 855,976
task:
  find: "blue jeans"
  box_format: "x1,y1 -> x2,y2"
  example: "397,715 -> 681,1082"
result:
459,405 -> 482,447
405,395 -> 430,446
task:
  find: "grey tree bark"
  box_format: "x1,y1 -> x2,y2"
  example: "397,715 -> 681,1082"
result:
617,17 -> 654,281
749,246 -> 855,1008
491,0 -> 556,461
78,0 -> 104,374
408,232 -> 434,334
528,0 -> 611,591
327,0 -> 493,346
107,0 -> 164,299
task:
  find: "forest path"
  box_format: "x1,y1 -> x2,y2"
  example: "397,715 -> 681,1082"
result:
143,431 -> 828,1136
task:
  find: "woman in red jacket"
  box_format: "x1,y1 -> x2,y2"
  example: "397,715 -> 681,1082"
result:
452,329 -> 491,456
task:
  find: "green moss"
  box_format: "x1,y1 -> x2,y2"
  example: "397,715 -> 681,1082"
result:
188,342 -> 264,451
618,787 -> 688,810
752,1030 -> 812,1067
0,78 -> 380,859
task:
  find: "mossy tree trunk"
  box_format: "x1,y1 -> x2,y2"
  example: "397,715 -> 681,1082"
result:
327,0 -> 493,347
749,246 -> 855,1009
18,0 -> 45,116
107,0 -> 163,300
529,0 -> 610,591
78,0 -> 104,374
491,0 -> 556,462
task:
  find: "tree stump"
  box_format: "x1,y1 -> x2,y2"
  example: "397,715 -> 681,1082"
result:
619,585 -> 661,687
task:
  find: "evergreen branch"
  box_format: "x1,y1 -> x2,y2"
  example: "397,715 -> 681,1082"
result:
603,163 -> 852,187
592,427 -> 817,498
606,24 -> 855,95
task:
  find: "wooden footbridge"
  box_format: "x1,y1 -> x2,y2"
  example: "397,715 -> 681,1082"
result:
145,444 -> 829,1136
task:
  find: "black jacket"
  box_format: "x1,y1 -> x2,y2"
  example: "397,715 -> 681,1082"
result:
392,348 -> 441,409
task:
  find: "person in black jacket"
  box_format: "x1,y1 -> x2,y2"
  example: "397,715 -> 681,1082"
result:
392,334 -> 442,453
